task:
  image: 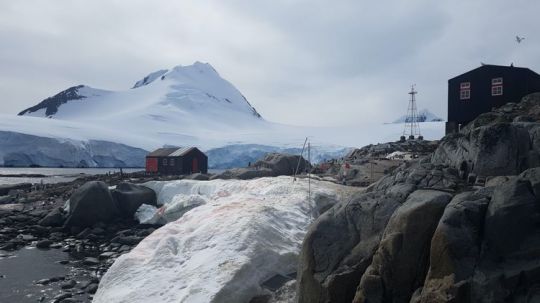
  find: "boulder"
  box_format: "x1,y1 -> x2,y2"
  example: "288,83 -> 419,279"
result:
417,190 -> 491,303
432,123 -> 532,177
184,173 -> 210,180
470,170 -> 540,302
297,184 -> 414,303
0,183 -> 32,196
63,181 -> 118,228
353,190 -> 452,303
210,168 -> 274,180
39,207 -> 65,227
254,153 -> 311,176
111,183 -> 157,218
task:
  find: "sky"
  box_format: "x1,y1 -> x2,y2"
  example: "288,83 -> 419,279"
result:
0,0 -> 539,127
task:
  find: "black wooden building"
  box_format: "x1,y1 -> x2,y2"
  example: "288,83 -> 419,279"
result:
145,147 -> 208,175
446,64 -> 540,134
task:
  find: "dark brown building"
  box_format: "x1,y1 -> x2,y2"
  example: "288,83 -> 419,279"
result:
446,64 -> 540,134
145,147 -> 208,175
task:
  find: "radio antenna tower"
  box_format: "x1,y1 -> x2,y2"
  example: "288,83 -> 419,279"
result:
401,85 -> 423,141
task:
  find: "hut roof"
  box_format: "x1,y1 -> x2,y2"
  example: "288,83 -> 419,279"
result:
147,147 -> 199,157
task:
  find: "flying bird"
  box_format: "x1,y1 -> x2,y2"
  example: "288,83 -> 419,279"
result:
516,35 -> 525,43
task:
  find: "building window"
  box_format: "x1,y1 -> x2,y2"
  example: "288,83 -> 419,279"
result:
491,78 -> 503,96
170,158 -> 175,166
492,77 -> 503,85
163,158 -> 167,165
460,82 -> 471,100
492,85 -> 503,96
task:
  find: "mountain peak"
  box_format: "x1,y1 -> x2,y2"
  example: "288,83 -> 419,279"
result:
19,62 -> 263,122
18,85 -> 110,117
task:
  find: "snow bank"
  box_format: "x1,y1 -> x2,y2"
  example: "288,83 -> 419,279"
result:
93,177 -> 353,303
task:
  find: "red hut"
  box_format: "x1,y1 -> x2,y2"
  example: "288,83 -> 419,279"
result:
145,147 -> 208,175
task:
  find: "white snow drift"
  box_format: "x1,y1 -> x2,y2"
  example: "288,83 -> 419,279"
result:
93,177 -> 356,303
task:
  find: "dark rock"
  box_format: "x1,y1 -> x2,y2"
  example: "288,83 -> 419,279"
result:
0,183 -> 32,196
210,168 -> 274,180
86,283 -> 98,294
253,152 -> 311,176
111,182 -> 157,218
185,173 -> 210,180
63,181 -> 118,228
112,235 -> 142,245
39,207 -> 65,227
0,242 -> 17,250
36,239 -> 53,249
417,190 -> 490,303
297,184 -> 413,303
83,257 -> 100,266
432,123 -> 532,177
61,279 -> 77,289
99,251 -> 116,259
353,190 -> 452,302
53,293 -> 72,302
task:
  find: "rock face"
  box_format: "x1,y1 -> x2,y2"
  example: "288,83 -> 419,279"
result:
254,153 -> 311,176
111,183 -> 157,218
296,93 -> 540,303
64,181 -> 118,228
39,207 -> 66,227
353,190 -> 452,303
212,153 -> 311,180
432,93 -> 540,177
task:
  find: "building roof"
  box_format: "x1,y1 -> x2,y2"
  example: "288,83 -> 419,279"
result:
147,147 -> 199,157
449,64 -> 540,81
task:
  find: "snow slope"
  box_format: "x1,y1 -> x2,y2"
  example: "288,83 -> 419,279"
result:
93,177 -> 356,303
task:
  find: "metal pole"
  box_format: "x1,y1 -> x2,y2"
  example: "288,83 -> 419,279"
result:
294,137 -> 308,181
308,142 -> 311,198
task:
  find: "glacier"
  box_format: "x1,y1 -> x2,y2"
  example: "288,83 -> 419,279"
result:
0,131 -> 146,167
93,177 -> 358,303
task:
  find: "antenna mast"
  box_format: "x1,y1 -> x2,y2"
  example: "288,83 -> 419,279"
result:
402,85 -> 422,140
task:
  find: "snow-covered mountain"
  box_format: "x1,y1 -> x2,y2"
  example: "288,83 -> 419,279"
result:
19,62 -> 262,126
392,109 -> 443,123
1,62 -> 446,167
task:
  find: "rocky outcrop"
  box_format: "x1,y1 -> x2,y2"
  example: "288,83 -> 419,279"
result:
297,188 -> 407,303
253,153 -> 311,175
296,93 -> 540,302
63,181 -> 119,228
353,190 -> 452,303
212,153 -> 311,180
111,183 -> 157,218
432,93 -> 540,177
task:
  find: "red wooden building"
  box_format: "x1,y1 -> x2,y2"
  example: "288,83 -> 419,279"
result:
145,147 -> 208,175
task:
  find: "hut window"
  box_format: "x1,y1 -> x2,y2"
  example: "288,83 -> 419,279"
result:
492,85 -> 503,96
459,82 -> 470,100
170,158 -> 175,166
492,77 -> 503,85
163,158 -> 168,165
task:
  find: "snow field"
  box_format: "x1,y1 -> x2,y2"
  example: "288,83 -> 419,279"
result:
93,177 -> 356,303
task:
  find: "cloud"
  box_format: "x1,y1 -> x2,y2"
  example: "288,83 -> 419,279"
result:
0,0 -> 539,126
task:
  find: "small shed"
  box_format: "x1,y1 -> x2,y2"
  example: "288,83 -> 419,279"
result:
145,147 -> 208,175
